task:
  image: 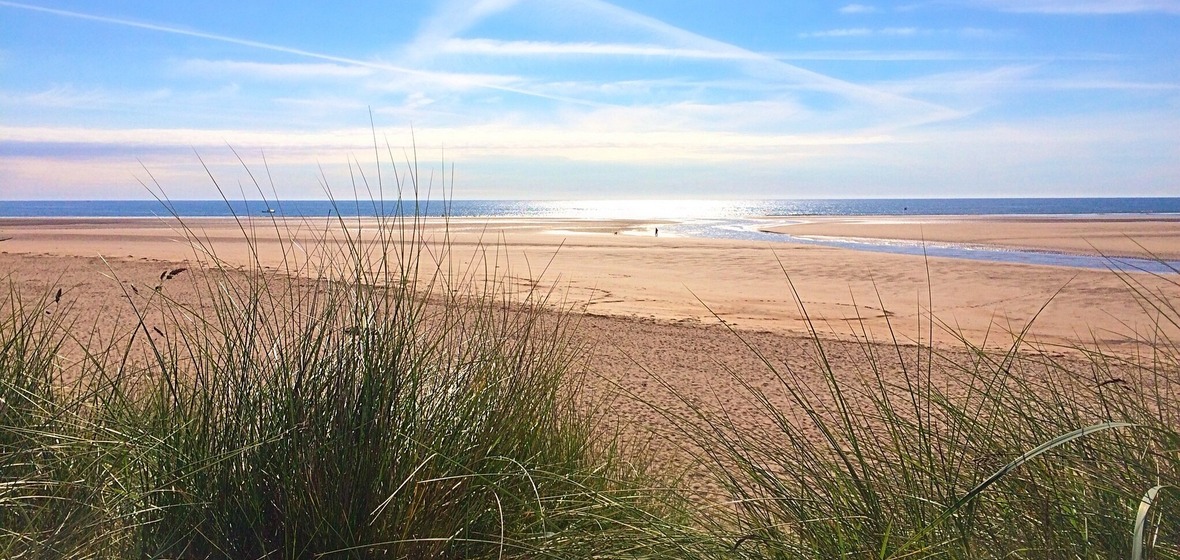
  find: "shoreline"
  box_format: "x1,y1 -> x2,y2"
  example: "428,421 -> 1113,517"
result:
2,214 -> 1178,355
760,214 -> 1180,261
7,211 -> 1180,256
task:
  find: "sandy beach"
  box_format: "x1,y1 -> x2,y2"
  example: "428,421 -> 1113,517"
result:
2,214 -> 1177,474
3,214 -> 1175,349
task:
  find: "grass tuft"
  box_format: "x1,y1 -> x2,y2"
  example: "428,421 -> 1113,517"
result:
672,264 -> 1180,559
0,149 -> 702,559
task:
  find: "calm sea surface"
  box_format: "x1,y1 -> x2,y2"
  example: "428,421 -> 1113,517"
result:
3,198 -> 1180,219
3,198 -> 1179,273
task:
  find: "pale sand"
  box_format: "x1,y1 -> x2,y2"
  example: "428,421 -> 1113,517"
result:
1,216 -> 1175,484
2,215 -> 1176,352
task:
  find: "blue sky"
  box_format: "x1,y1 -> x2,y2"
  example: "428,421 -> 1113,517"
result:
1,0 -> 1178,200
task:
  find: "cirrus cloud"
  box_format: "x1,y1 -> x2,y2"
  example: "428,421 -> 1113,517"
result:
968,0 -> 1180,14
839,4 -> 880,14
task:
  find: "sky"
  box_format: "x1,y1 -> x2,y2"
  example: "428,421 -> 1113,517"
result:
1,0 -> 1178,200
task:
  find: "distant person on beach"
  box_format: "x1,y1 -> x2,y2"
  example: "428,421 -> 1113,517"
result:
655,228 -> 659,237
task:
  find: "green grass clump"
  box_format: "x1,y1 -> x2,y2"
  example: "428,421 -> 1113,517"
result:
680,275 -> 1180,559
0,290 -> 92,556
0,154 -> 704,559
1,292 -> 157,556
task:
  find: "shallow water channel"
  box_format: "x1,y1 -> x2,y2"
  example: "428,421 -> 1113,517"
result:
663,218 -> 1180,274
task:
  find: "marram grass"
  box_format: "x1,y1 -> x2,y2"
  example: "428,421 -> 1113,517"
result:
0,155 -> 708,559
671,273 -> 1180,559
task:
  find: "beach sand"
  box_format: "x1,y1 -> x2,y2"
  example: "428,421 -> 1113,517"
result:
4,215 -> 1175,350
1,215 -> 1176,482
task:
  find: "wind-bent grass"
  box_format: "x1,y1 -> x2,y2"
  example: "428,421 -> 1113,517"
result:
679,270 -> 1180,559
0,286 -> 148,556
0,152 -> 707,559
117,256 -> 685,558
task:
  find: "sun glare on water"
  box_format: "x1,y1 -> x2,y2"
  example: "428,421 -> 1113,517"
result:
540,199 -> 768,221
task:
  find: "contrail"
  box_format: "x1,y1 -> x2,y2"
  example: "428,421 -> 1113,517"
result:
0,0 -> 604,107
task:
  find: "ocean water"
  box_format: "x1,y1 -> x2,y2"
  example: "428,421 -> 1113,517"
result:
3,198 -> 1179,273
3,197 -> 1180,219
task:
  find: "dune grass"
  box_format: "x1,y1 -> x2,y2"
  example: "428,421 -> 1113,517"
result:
2,149 -> 1178,558
2,272 -> 702,558
672,272 -> 1180,559
0,154 -> 709,559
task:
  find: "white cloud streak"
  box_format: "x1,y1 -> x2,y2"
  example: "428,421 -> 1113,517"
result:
429,0 -> 962,127
839,4 -> 880,14
177,59 -> 375,80
800,27 -> 999,38
438,37 -> 1038,63
768,50 -> 1105,61
876,65 -> 1040,97
403,0 -> 522,61
0,86 -> 174,109
0,121 -> 896,165
799,28 -> 874,38
970,0 -> 1180,13
0,0 -> 598,106
6,109 -> 1177,198
876,65 -> 1180,96
440,38 -> 763,59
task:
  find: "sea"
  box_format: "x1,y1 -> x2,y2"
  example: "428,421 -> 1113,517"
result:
3,198 -> 1179,273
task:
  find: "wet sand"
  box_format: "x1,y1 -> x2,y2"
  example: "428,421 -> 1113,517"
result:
763,215 -> 1180,260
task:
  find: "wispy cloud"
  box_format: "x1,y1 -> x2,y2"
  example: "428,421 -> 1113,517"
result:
0,86 -> 173,109
799,28 -> 873,38
6,107 -> 1177,198
968,0 -> 1180,14
177,59 -> 375,80
800,27 -> 1000,38
439,38 -> 762,59
0,0 -> 595,106
957,27 -> 1011,39
0,122 -> 897,169
873,65 -> 1180,112
802,26 -> 920,37
0,125 -> 370,152
7,0 -> 1171,199
0,0 -> 963,137
839,4 -> 880,14
887,71 -> 1180,94
574,0 -> 965,122
405,0 -> 964,133
875,65 -> 1041,97
403,0 -> 522,61
768,50 -> 1101,61
1023,79 -> 1180,90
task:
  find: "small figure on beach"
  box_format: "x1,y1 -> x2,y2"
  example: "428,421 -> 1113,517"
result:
655,228 -> 659,237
